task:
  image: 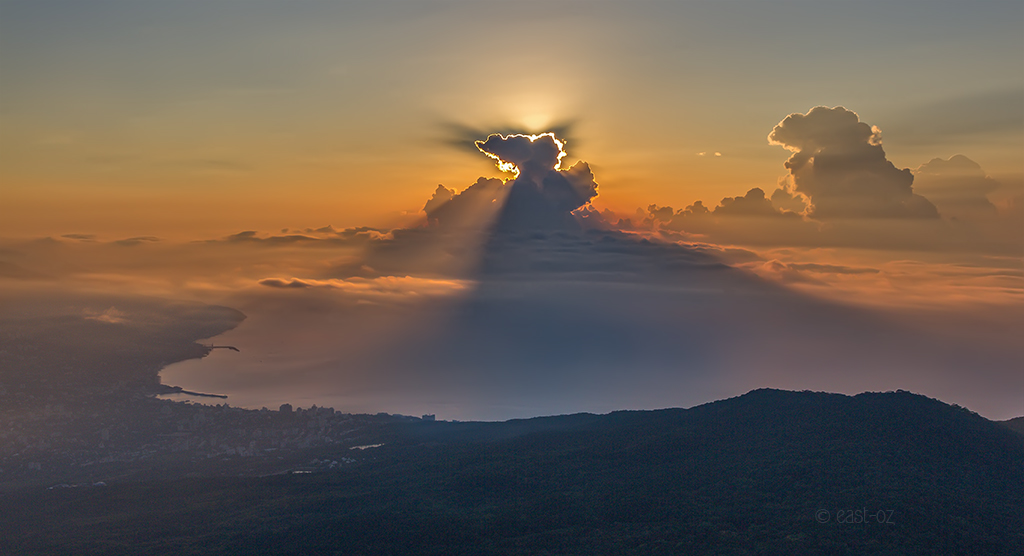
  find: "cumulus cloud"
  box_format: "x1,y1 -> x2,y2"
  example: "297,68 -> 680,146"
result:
475,133 -> 599,233
770,186 -> 809,214
715,187 -> 796,217
423,178 -> 506,229
624,188 -> 800,237
769,106 -> 938,219
476,133 -> 567,179
913,155 -> 999,220
423,185 -> 455,217
610,105 -> 1024,254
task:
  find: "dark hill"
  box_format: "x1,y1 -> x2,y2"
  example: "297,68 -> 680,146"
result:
1001,416 -> 1024,436
3,389 -> 1022,555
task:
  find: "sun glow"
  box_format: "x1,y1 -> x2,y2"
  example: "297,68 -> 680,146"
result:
520,113 -> 552,131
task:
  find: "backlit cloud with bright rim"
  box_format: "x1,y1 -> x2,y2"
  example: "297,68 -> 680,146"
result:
474,133 -> 568,177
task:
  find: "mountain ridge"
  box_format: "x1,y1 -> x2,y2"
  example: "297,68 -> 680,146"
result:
4,387 -> 1022,555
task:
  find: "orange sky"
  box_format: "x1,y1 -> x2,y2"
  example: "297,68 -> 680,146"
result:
2,2 -> 1022,240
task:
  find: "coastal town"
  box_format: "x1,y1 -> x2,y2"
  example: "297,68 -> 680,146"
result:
0,383 -> 430,488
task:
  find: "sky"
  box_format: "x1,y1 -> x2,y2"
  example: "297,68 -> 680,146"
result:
1,0 -> 1022,420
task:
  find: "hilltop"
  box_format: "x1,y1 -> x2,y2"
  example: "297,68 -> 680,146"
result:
2,388 -> 1022,555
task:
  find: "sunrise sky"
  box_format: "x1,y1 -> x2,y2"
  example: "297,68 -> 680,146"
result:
3,0 -> 1022,236
1,0 -> 1021,420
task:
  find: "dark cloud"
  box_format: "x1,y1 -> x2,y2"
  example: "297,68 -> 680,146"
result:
475,133 -> 599,233
913,155 -> 998,220
769,106 -> 938,219
476,134 -> 567,180
423,178 -> 506,229
215,227 -> 389,247
61,233 -> 96,241
258,278 -> 311,289
114,236 -> 161,247
423,185 -> 454,217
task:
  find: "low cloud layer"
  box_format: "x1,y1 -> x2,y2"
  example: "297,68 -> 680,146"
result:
257,276 -> 469,300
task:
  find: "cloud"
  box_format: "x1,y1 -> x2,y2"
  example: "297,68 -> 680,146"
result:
769,106 -> 938,219
913,155 -> 998,220
475,133 -> 599,233
423,178 -> 506,230
746,259 -> 882,286
769,186 -> 809,214
476,133 -> 567,178
750,260 -> 829,285
423,185 -> 455,217
114,236 -> 161,247
223,230 -> 319,244
214,227 -> 391,246
783,262 -> 879,275
257,278 -> 310,289
440,120 -> 579,156
624,188 -> 801,237
83,307 -> 130,324
715,187 -> 797,217
257,276 -> 469,299
609,106 -> 1016,255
